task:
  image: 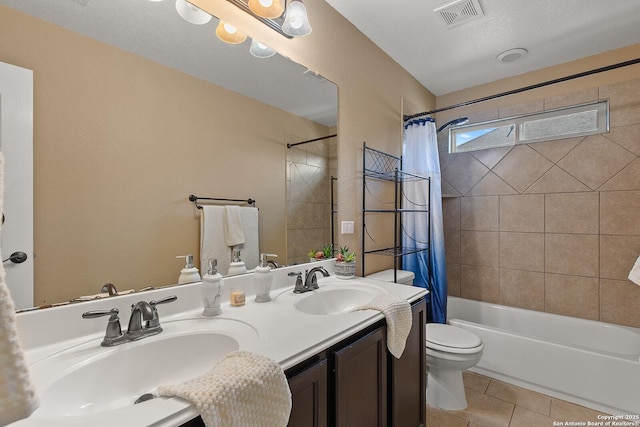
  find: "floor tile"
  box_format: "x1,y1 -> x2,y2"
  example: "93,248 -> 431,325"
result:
449,388 -> 514,427
463,370 -> 491,393
426,405 -> 469,427
510,406 -> 562,427
550,398 -> 610,423
485,379 -> 552,416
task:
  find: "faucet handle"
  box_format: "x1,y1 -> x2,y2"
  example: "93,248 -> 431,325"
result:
289,271 -> 306,293
82,308 -> 123,343
147,295 -> 178,329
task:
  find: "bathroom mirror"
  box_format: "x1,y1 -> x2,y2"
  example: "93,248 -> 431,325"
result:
0,0 -> 337,308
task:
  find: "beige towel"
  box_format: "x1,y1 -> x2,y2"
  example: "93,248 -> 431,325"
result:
629,255 -> 640,286
158,351 -> 291,427
354,295 -> 413,358
224,206 -> 245,247
0,152 -> 39,426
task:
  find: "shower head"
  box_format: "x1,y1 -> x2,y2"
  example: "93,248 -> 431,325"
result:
437,117 -> 469,133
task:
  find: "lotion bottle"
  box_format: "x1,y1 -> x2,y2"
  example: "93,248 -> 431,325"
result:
176,254 -> 201,284
201,258 -> 223,316
254,253 -> 277,302
227,249 -> 248,276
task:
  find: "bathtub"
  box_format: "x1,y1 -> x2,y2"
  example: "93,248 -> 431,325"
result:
447,296 -> 640,415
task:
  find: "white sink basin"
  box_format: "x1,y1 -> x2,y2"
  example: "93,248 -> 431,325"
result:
294,286 -> 383,315
33,318 -> 257,418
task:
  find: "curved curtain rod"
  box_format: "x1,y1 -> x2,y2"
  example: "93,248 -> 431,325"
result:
403,57 -> 640,122
287,134 -> 337,149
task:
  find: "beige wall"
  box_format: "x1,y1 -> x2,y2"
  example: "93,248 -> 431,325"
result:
0,2 -> 435,304
437,44 -> 640,328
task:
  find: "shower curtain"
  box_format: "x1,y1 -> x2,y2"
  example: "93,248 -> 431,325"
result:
402,118 -> 447,323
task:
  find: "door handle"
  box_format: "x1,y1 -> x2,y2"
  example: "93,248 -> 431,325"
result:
3,251 -> 28,264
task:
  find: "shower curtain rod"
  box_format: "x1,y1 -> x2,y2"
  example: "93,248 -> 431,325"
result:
287,134 -> 337,148
403,57 -> 640,122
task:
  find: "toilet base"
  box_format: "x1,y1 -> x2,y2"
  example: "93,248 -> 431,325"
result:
426,366 -> 468,410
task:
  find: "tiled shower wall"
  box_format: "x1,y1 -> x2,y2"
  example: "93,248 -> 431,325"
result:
286,136 -> 337,265
439,77 -> 640,328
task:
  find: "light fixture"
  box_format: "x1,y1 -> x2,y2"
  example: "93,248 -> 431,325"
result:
175,0 -> 212,25
250,39 -> 277,58
248,0 -> 283,19
496,48 -> 528,63
282,0 -> 311,36
216,21 -> 248,44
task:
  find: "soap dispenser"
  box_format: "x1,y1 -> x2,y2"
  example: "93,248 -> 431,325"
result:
227,249 -> 247,276
201,258 -> 223,317
254,253 -> 277,302
176,254 -> 201,284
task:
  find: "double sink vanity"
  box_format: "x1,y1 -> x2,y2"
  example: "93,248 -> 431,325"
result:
14,259 -> 427,427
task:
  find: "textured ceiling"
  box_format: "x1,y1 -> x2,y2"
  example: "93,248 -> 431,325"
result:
326,0 -> 640,95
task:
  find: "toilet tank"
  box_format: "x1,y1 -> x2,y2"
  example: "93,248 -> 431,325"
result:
366,269 -> 415,285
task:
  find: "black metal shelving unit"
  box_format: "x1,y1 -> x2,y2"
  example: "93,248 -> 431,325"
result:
361,142 -> 431,283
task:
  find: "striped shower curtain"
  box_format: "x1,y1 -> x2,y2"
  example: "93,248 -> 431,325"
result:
402,118 -> 448,323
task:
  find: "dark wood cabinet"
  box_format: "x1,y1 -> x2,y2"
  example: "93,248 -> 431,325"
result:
287,359 -> 328,427
334,325 -> 388,427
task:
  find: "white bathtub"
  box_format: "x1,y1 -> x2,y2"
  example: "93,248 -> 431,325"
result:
447,296 -> 640,415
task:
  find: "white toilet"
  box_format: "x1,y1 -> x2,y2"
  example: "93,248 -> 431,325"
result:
366,269 -> 484,410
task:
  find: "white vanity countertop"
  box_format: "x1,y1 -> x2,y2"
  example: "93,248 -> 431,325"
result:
12,260 -> 427,427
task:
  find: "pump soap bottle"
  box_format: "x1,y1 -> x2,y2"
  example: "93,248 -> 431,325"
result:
227,249 -> 248,276
201,258 -> 223,316
176,254 -> 201,284
254,253 -> 277,302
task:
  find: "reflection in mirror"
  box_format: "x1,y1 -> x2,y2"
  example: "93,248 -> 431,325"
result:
0,0 -> 337,309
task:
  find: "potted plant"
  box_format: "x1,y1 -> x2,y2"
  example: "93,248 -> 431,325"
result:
309,244 -> 333,262
335,245 -> 356,279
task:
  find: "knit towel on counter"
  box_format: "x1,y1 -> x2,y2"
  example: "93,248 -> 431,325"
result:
158,351 -> 291,427
0,152 -> 39,426
629,255 -> 640,286
353,295 -> 413,358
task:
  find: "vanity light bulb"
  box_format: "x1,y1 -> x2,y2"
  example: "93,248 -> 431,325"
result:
250,39 -> 277,58
282,0 -> 311,36
224,23 -> 238,34
216,21 -> 248,44
175,0 -> 212,25
249,0 -> 283,19
259,0 -> 273,7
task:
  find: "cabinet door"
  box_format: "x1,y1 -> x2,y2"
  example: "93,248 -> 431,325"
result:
288,359 -> 328,427
390,298 -> 427,427
334,326 -> 387,427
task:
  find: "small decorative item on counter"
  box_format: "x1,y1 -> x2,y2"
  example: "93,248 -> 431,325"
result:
308,244 -> 333,262
230,286 -> 246,307
201,258 -> 223,316
335,246 -> 356,279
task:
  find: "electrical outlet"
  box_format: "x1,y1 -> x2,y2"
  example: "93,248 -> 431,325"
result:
341,221 -> 354,234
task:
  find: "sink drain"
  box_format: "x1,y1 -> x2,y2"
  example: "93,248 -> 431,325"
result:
134,393 -> 156,404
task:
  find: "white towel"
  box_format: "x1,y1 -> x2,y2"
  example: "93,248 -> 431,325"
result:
354,295 -> 413,359
0,152 -> 39,426
224,206 -> 245,247
158,351 -> 291,427
629,255 -> 640,286
238,207 -> 259,270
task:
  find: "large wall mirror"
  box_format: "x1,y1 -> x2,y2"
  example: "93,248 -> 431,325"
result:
0,0 -> 337,308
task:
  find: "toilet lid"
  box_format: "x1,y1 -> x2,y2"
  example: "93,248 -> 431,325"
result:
426,324 -> 482,349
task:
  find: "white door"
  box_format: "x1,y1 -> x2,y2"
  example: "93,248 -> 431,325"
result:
0,61 -> 34,310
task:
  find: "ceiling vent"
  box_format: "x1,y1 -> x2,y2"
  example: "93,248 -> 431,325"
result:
434,0 -> 484,29
71,0 -> 90,5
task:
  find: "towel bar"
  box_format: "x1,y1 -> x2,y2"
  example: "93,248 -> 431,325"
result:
189,194 -> 256,209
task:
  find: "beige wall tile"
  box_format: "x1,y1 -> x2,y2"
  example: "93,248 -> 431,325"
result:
545,192 -> 599,234
600,235 -> 640,280
599,158 -> 640,191
461,196 -> 499,231
545,274 -> 599,320
494,145 -> 554,193
445,229 -> 461,264
443,197 -> 461,230
600,190 -> 640,235
499,269 -> 544,311
600,78 -> 640,127
545,234 -> 599,277
460,265 -> 500,303
606,124 -> 640,156
500,194 -> 544,232
544,88 -> 599,110
447,262 -> 461,296
471,146 -> 513,169
442,153 -> 490,195
526,166 -> 591,194
461,231 -> 499,267
600,279 -> 640,327
499,100 -> 544,118
529,136 -> 583,163
467,171 -> 518,196
500,232 -> 544,272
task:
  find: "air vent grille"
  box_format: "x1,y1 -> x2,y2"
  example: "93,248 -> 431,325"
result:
434,0 -> 484,28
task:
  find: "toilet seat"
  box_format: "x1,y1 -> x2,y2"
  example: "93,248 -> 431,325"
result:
426,324 -> 483,354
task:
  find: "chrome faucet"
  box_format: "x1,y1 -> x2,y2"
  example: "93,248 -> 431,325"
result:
83,295 -> 177,347
304,266 -> 330,291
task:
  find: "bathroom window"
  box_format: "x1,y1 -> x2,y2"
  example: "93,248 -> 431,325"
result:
449,100 -> 609,153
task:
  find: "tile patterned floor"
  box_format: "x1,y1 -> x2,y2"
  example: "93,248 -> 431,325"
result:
426,371 -> 613,427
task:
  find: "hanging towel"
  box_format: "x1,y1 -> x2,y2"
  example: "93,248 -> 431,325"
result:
629,255 -> 640,286
238,207 -> 259,270
353,295 -> 413,358
201,206 -> 233,275
158,351 -> 291,427
224,206 -> 245,247
0,152 -> 39,426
